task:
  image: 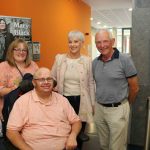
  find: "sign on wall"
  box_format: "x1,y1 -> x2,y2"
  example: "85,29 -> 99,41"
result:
0,15 -> 32,41
0,15 -> 32,60
27,41 -> 40,61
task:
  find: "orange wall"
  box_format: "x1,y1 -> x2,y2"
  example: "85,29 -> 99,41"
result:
0,0 -> 91,68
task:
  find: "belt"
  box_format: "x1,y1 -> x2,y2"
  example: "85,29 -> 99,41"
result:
98,102 -> 121,107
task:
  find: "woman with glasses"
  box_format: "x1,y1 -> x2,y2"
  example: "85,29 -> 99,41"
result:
0,18 -> 14,61
51,30 -> 95,150
0,38 -> 38,122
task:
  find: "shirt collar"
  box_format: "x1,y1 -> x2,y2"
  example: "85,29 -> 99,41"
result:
32,89 -> 56,106
97,47 -> 119,61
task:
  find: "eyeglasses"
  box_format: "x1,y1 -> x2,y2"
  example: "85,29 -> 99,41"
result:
13,48 -> 28,53
34,77 -> 54,83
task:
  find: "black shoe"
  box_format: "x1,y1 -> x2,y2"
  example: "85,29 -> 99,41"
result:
78,132 -> 89,142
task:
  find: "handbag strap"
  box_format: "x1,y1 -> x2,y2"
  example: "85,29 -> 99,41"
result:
15,63 -> 24,78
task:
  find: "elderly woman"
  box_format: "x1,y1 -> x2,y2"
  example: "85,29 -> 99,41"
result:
0,38 -> 38,121
51,30 -> 95,149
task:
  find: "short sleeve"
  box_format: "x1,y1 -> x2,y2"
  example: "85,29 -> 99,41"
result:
62,97 -> 80,124
120,54 -> 137,78
7,98 -> 28,131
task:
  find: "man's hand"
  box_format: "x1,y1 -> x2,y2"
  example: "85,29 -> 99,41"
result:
65,133 -> 77,150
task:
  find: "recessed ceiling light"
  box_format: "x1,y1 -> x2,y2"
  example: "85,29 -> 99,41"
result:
90,17 -> 93,21
97,22 -> 101,25
103,25 -> 107,28
128,8 -> 132,11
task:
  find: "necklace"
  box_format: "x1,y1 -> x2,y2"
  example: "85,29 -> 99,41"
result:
67,57 -> 80,69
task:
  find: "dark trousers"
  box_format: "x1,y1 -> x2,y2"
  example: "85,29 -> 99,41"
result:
64,95 -> 86,149
64,95 -> 80,114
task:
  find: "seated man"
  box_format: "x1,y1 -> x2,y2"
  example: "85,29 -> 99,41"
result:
6,67 -> 81,150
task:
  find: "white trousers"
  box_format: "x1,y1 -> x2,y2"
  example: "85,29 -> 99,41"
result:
94,100 -> 130,150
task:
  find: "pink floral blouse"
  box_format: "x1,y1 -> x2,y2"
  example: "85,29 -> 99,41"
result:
0,61 -> 38,89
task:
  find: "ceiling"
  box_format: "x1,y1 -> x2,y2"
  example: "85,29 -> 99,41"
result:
83,0 -> 132,29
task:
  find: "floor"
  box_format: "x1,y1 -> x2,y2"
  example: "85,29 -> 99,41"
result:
82,123 -> 144,150
82,123 -> 100,150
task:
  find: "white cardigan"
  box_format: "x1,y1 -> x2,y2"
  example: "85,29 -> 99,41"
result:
51,54 -> 95,123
